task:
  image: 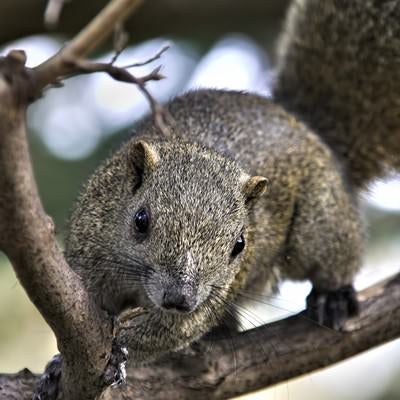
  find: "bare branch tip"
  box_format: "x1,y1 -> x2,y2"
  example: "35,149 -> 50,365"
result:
44,0 -> 69,30
111,22 -> 129,65
123,42 -> 172,69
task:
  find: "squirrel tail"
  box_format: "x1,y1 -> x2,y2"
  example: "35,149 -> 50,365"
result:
274,0 -> 400,190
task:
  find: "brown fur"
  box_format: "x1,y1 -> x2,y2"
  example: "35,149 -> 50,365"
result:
275,0 -> 400,189
65,0 -> 399,365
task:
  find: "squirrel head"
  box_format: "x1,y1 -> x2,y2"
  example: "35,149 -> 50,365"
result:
122,139 -> 268,314
66,138 -> 267,317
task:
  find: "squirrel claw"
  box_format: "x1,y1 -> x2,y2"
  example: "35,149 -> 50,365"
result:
104,341 -> 129,388
305,285 -> 359,330
32,354 -> 62,400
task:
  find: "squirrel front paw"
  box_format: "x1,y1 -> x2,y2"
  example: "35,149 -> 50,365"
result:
32,354 -> 62,400
305,285 -> 359,330
104,340 -> 129,388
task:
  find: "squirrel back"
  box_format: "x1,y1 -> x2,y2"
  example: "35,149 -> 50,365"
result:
274,0 -> 400,189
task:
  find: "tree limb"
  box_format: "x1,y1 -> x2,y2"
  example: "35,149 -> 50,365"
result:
0,44 -> 112,400
34,0 -> 144,90
0,1 -> 158,399
114,272 -> 400,399
1,273 -> 399,399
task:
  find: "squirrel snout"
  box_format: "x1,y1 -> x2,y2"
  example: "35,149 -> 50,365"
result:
161,285 -> 197,313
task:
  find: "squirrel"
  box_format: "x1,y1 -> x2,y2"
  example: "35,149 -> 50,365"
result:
65,0 -> 400,365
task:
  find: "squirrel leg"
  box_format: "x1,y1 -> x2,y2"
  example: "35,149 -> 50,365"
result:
281,167 -> 363,330
305,284 -> 359,330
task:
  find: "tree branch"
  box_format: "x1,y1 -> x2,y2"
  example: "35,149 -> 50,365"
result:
0,1 -> 158,399
116,272 -> 400,399
34,0 -> 144,90
1,273 -> 399,399
0,43 -> 112,400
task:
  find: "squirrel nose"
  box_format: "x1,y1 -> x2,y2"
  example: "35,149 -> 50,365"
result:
162,288 -> 197,313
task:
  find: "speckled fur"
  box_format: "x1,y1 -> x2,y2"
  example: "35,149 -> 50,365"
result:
275,0 -> 400,189
65,0 -> 399,364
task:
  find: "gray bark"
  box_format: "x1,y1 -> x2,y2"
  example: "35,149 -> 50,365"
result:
1,273 -> 399,399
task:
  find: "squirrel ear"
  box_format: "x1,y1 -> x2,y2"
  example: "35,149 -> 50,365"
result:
242,175 -> 269,202
129,140 -> 159,174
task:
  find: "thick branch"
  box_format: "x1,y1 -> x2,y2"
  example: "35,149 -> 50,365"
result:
1,273 -> 399,399
116,272 -> 400,399
0,1 -> 148,399
0,52 -> 112,400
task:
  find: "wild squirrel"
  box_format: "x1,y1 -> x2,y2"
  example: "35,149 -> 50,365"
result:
65,0 -> 400,365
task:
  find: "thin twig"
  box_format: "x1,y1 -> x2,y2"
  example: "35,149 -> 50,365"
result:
69,57 -> 174,135
44,0 -> 70,29
37,0 -> 173,135
70,59 -> 164,83
35,0 -> 144,89
123,43 -> 171,68
110,22 -> 129,65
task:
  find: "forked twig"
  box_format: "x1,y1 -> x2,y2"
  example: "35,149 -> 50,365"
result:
40,0 -> 173,135
123,43 -> 171,68
65,48 -> 174,135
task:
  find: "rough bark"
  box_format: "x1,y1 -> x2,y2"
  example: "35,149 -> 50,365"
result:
1,273 -> 399,399
0,370 -> 39,400
0,1 -> 147,399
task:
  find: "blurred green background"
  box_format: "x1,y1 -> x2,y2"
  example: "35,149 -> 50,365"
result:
0,1 -> 400,399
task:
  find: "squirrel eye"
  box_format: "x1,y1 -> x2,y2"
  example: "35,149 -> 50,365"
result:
134,208 -> 150,233
231,233 -> 245,258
